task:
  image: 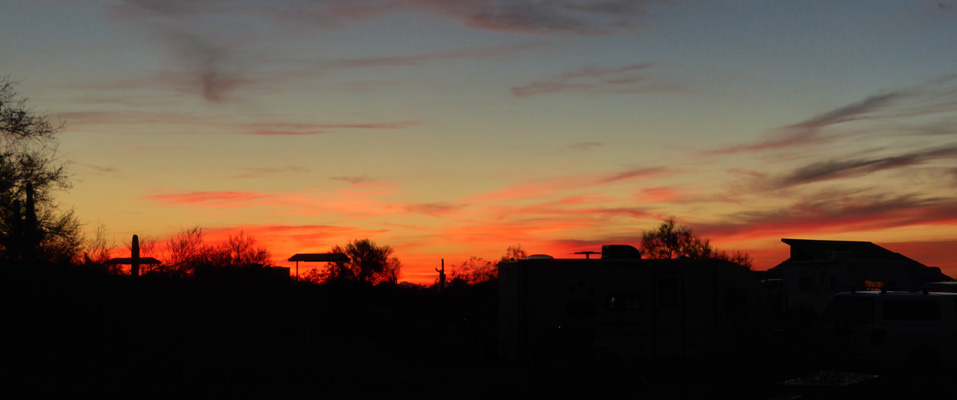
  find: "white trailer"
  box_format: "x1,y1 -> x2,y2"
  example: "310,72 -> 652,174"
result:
499,253 -> 768,360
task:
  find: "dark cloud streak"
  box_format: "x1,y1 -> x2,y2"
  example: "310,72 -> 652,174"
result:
711,75 -> 957,154
107,0 -> 673,102
599,166 -> 666,183
699,192 -> 957,238
512,63 -> 661,98
769,144 -> 957,189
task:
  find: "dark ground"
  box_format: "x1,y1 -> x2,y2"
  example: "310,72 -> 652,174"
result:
3,266 -> 949,399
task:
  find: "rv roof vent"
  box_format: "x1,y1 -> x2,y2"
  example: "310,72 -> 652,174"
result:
527,254 -> 554,260
601,244 -> 642,260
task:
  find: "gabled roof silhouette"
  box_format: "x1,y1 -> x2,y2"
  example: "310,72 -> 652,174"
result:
288,253 -> 349,262
779,238 -> 922,264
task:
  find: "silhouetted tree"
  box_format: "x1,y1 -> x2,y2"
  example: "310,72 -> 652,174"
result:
163,226 -> 207,275
447,245 -> 526,286
501,244 -> 527,262
82,222 -> 114,269
322,238 -> 401,285
207,231 -> 271,268
449,256 -> 497,285
641,217 -> 752,268
0,76 -> 80,264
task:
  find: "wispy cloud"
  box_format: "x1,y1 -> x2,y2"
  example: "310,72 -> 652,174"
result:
58,110 -> 420,136
77,163 -> 119,176
104,0 -> 673,102
712,75 -> 957,154
412,0 -> 669,35
113,0 -> 669,35
763,144 -> 957,189
790,92 -> 903,133
701,192 -> 957,238
599,166 -> 667,184
511,63 -> 665,98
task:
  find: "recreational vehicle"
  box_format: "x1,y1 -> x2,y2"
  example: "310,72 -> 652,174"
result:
499,247 -> 768,360
822,291 -> 957,373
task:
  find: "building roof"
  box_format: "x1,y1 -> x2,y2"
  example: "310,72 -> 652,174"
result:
779,238 -> 921,264
288,253 -> 350,262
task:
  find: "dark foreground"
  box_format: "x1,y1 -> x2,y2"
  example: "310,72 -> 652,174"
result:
3,267 -> 950,399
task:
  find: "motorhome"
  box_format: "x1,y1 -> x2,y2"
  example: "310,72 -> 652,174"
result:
822,291 -> 957,373
499,246 -> 768,360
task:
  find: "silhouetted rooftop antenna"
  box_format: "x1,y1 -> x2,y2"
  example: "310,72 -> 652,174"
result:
574,251 -> 601,259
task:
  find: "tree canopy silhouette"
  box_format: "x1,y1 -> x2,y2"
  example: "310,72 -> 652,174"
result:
0,76 -> 80,264
641,217 -> 752,268
446,244 -> 527,286
449,256 -> 497,285
501,244 -> 527,262
207,230 -> 271,268
319,238 -> 401,285
159,227 -> 271,276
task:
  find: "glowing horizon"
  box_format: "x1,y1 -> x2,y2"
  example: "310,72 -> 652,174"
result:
4,0 -> 956,283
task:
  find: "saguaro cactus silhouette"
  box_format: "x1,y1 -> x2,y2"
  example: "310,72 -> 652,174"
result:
131,234 -> 140,277
435,258 -> 446,291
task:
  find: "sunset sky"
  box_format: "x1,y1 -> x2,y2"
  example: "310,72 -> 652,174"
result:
3,0 -> 956,283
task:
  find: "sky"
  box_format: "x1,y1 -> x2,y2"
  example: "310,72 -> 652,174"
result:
2,0 -> 956,283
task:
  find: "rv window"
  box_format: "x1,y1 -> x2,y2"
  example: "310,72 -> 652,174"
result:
724,289 -> 748,319
882,300 -> 940,321
608,295 -> 643,310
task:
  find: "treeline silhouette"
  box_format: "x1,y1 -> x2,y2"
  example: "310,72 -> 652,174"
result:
5,262 -> 501,397
5,76 -> 945,398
